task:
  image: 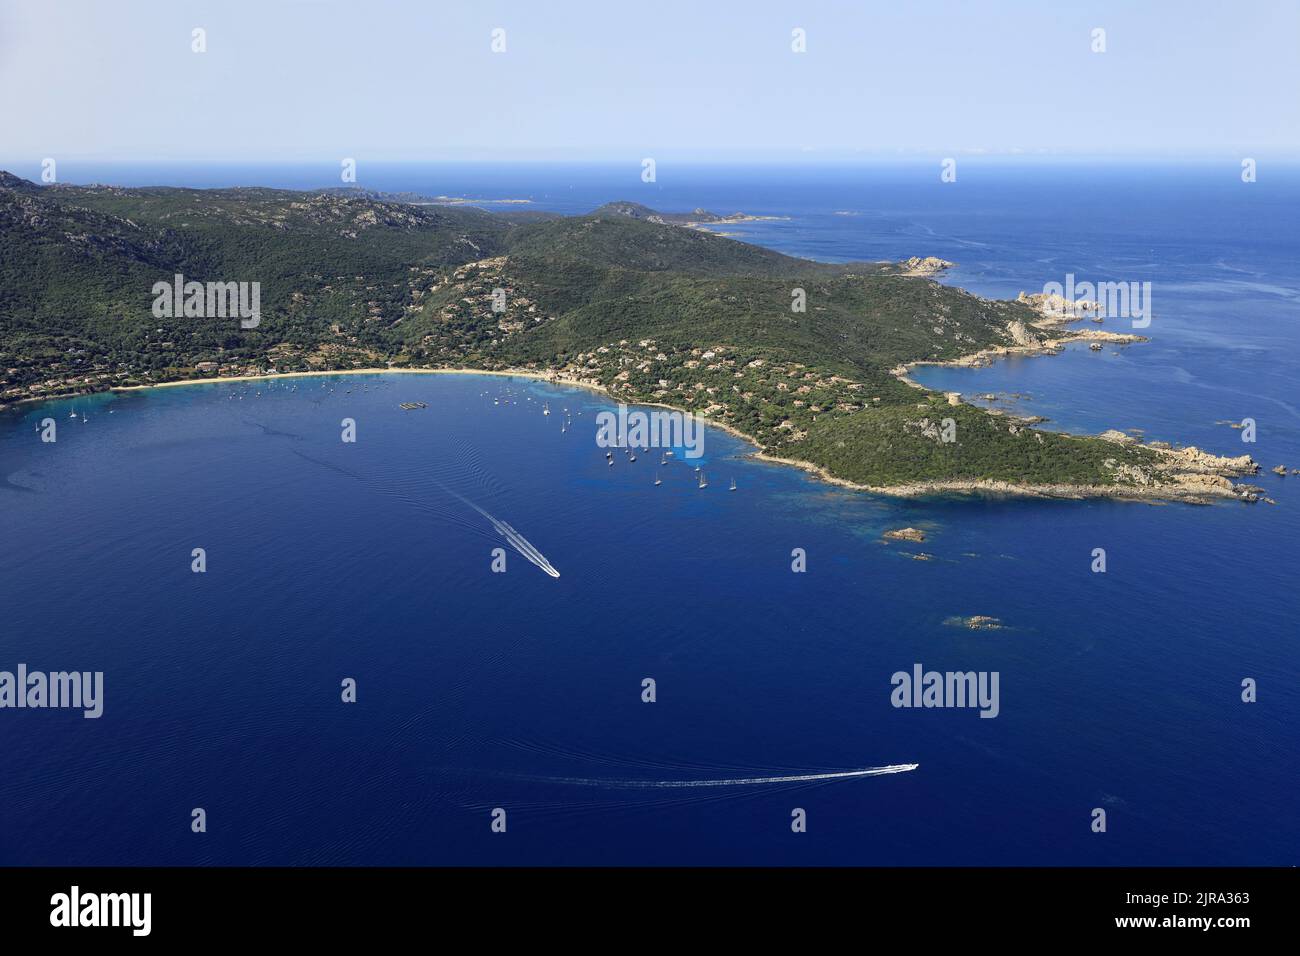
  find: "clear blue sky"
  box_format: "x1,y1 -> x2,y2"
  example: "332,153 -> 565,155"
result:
2,0 -> 1297,163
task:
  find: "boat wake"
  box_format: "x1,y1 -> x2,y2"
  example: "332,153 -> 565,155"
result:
445,489 -> 561,579
503,764 -> 918,788
292,449 -> 560,578
488,516 -> 561,579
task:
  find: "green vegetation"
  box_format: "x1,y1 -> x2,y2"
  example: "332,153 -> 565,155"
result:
797,401 -> 1158,486
0,171 -> 1168,490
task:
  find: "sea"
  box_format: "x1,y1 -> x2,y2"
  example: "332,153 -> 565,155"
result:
1,162 -> 1297,865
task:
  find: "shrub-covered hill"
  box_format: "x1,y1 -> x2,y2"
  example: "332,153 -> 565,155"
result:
1,172 -> 1252,498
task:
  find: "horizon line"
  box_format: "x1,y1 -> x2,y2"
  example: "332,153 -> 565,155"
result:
5,155 -> 1300,170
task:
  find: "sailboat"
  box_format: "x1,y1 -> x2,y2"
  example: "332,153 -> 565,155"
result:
729,477 -> 737,491
698,471 -> 708,489
68,409 -> 76,418
543,402 -> 550,416
654,473 -> 662,485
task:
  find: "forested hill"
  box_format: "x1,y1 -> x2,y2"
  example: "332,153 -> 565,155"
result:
2,172 -> 1215,494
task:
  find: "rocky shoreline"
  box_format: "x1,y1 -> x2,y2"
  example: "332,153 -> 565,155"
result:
750,454 -> 1258,503
878,286 -> 1261,504
894,291 -> 1148,382
894,256 -> 957,277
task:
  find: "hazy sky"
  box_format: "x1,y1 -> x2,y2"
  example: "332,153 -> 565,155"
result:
2,0 -> 1297,163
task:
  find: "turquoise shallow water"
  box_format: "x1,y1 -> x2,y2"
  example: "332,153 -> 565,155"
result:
1,165 -> 1297,864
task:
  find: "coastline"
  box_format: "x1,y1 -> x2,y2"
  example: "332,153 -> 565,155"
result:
880,297 -> 1259,503
107,366 -> 589,393
893,328 -> 1146,386
750,452 -> 1248,504
2,359 -> 1249,505
6,287 -> 1254,507
105,366 -> 783,455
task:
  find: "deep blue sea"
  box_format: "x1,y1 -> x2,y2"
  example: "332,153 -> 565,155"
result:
2,163 -> 1297,865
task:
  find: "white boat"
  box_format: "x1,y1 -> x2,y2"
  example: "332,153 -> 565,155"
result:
68,409 -> 76,418
730,478 -> 737,491
654,473 -> 662,485
698,472 -> 708,489
543,403 -> 550,416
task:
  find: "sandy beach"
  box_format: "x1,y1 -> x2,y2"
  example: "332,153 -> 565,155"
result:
109,366 -> 580,392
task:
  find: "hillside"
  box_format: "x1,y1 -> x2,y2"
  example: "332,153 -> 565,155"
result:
0,172 -> 1258,499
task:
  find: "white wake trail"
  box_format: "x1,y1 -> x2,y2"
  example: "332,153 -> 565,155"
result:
443,488 -> 561,579
517,764 -> 919,788
293,452 -> 562,577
